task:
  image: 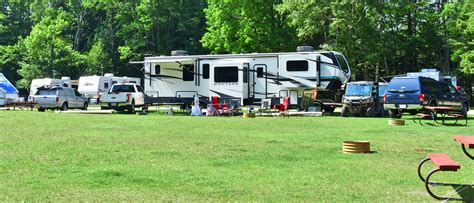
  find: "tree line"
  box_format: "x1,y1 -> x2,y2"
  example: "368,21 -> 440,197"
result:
0,0 -> 472,92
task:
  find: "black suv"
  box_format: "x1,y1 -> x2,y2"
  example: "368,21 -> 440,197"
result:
384,76 -> 469,118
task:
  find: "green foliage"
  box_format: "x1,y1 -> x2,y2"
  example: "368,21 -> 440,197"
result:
202,0 -> 297,54
445,1 -> 474,74
18,8 -> 86,88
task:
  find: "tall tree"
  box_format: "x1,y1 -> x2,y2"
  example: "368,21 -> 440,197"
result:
202,0 -> 297,54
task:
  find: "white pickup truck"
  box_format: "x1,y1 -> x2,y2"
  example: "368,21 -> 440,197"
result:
100,83 -> 147,113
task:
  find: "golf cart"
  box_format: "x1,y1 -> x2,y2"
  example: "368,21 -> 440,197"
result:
341,81 -> 386,117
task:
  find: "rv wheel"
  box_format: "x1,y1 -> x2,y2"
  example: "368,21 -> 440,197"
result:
38,108 -> 45,112
341,105 -> 350,117
324,106 -> 336,113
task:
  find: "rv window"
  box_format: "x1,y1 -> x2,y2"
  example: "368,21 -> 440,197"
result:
183,64 -> 194,81
112,81 -> 117,85
243,66 -> 248,83
153,64 -> 161,75
203,64 -> 210,79
257,67 -> 264,78
287,60 -> 308,71
335,54 -> 350,73
214,66 -> 238,83
104,82 -> 109,89
63,83 -> 68,87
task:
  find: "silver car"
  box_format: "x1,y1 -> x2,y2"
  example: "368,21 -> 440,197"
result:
33,86 -> 89,111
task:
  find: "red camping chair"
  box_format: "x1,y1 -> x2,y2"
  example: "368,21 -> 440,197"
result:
273,96 -> 289,117
211,96 -> 219,109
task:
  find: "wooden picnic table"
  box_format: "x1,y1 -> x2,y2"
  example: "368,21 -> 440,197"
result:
4,102 -> 37,111
453,135 -> 474,159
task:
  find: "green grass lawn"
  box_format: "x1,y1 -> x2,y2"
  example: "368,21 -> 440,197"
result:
1,110 -> 473,201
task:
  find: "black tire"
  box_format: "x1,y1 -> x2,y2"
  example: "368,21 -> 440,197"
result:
101,106 -> 108,110
388,109 -> 401,118
82,102 -> 88,111
38,108 -> 45,112
324,106 -> 336,113
61,102 -> 68,111
341,105 -> 350,117
128,100 -> 135,114
366,107 -> 375,117
461,102 -> 468,117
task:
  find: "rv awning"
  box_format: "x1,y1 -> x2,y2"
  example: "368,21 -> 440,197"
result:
129,58 -> 193,64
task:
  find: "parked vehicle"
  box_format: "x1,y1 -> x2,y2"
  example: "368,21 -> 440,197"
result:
131,46 -> 351,108
341,81 -> 385,117
78,74 -> 141,104
33,86 -> 88,112
384,76 -> 469,118
99,83 -> 147,113
29,77 -> 77,101
0,73 -> 19,105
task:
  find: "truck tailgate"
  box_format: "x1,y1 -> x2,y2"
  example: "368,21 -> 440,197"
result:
101,93 -> 128,103
34,95 -> 58,105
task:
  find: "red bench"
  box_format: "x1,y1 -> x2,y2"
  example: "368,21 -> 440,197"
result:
453,135 -> 474,159
427,153 -> 460,171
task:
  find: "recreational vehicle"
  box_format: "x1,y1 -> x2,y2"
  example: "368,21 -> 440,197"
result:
132,46 -> 351,108
78,74 -> 141,103
0,73 -> 19,105
29,77 -> 77,100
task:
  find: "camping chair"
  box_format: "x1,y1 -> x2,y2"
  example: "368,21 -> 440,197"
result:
206,103 -> 220,116
211,96 -> 220,109
259,99 -> 272,116
273,96 -> 289,117
222,99 -> 239,116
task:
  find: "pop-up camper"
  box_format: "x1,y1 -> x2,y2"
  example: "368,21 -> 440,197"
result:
0,73 -> 19,106
131,46 -> 351,107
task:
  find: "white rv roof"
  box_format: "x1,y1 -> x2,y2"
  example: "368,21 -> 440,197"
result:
130,51 -> 336,64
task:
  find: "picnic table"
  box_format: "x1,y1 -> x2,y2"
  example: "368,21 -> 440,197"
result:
453,135 -> 474,159
3,102 -> 37,111
417,135 -> 474,201
412,106 -> 467,126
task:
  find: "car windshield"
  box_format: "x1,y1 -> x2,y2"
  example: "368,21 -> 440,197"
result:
345,84 -> 372,96
378,85 -> 388,97
109,85 -> 135,93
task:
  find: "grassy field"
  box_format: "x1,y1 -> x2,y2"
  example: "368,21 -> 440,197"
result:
1,110 -> 474,201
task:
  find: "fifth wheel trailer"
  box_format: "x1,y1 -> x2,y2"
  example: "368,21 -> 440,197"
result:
131,46 -> 351,109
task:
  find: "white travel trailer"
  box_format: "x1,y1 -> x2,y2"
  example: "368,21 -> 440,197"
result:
131,47 -> 351,107
0,73 -> 19,105
78,73 -> 141,102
